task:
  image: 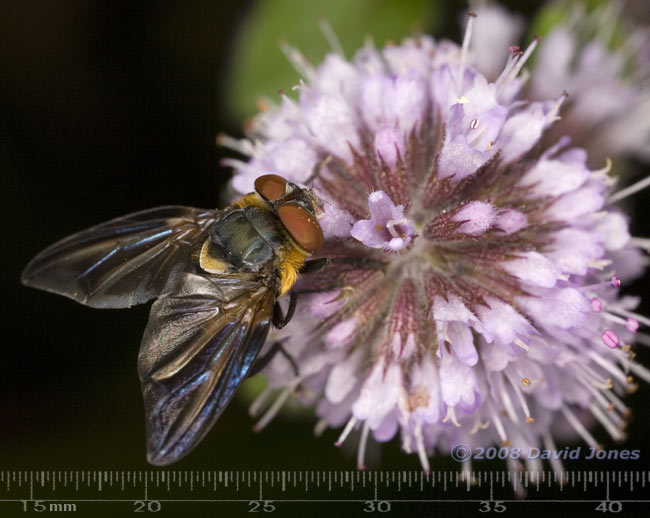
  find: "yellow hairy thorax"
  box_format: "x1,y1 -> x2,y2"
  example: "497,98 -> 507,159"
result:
277,242 -> 308,298
233,192 -> 267,209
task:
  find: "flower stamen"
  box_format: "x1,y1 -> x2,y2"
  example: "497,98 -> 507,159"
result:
314,418 -> 328,437
386,218 -> 409,239
253,377 -> 302,432
357,421 -> 371,470
216,133 -> 257,156
629,237 -> 650,252
561,405 -> 599,449
601,329 -> 621,349
589,402 -> 626,441
608,175 -> 650,204
507,374 -> 534,423
279,41 -> 316,81
496,373 -> 519,423
545,90 -> 569,124
469,415 -> 490,435
249,385 -> 273,417
442,406 -> 461,427
335,416 -> 358,447
488,403 -> 509,445
414,424 -> 430,473
318,18 -> 345,57
497,36 -> 540,95
542,432 -> 565,478
590,158 -> 615,186
457,10 -> 477,92
514,338 -> 530,351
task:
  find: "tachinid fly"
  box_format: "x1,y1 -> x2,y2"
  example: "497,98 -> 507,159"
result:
21,174 -> 325,465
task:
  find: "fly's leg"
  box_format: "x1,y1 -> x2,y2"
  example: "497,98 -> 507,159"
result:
304,155 -> 332,185
269,259 -> 329,328
273,292 -> 298,329
302,257 -> 386,276
249,340 -> 299,377
246,293 -> 300,378
300,257 -> 331,275
247,257 -> 354,379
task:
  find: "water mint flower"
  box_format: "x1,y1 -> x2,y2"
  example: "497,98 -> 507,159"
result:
350,191 -> 414,251
531,6 -> 650,165
222,13 -> 650,476
472,2 -> 650,166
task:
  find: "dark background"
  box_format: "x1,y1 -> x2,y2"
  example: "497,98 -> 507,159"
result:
1,1 -> 650,515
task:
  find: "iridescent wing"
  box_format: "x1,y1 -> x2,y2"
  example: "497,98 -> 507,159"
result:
21,206 -> 218,308
137,272 -> 275,465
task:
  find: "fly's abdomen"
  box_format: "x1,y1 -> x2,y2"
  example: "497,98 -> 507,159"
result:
207,206 -> 285,272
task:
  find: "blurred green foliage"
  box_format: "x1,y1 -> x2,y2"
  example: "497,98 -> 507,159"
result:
227,0 -> 440,120
529,0 -> 627,49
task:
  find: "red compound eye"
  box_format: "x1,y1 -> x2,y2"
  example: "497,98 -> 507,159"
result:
278,203 -> 324,254
255,174 -> 287,201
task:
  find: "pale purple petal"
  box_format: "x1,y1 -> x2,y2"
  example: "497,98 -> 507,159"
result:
307,290 -> 345,318
319,203 -> 355,239
325,318 -> 358,347
360,70 -> 427,134
258,137 -> 319,184
466,105 -> 507,152
372,410 -> 399,442
374,126 -> 403,168
447,322 -> 478,366
547,228 -> 604,275
475,297 -> 535,346
407,354 -> 442,424
383,36 -> 436,77
432,294 -> 483,332
439,351 -> 479,408
501,251 -> 560,288
519,153 -> 590,197
325,348 -> 363,404
480,337 -> 517,371
494,209 -> 527,234
430,64 -> 477,112
498,102 -> 551,164
546,184 -> 604,220
452,201 -> 496,235
594,212 -> 630,251
352,360 -> 402,429
300,92 -> 360,163
438,133 -> 493,180
313,53 -> 360,105
438,99 -> 503,180
351,191 -> 415,251
353,44 -> 385,75
350,219 -> 386,248
368,190 -> 397,222
518,288 -> 590,330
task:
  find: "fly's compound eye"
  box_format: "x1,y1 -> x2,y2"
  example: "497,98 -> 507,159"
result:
278,203 -> 324,254
255,174 -> 287,201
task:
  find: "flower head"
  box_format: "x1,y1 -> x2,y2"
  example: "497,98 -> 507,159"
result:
223,12 -> 650,476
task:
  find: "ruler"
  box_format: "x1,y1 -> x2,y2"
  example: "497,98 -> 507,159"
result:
1,470 -> 649,514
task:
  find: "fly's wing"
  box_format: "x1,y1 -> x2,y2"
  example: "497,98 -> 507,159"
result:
137,272 -> 274,465
21,206 -> 218,308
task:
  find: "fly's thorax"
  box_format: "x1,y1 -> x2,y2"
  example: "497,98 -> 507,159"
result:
199,178 -> 323,297
202,205 -> 286,275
